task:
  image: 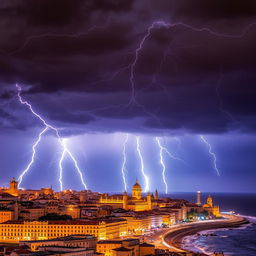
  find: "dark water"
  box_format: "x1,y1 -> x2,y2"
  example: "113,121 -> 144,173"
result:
165,193 -> 256,256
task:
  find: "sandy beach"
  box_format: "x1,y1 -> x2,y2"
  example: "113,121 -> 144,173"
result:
163,215 -> 249,254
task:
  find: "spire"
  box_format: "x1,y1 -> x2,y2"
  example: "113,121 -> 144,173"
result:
155,189 -> 159,200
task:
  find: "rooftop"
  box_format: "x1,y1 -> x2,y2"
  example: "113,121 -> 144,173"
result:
3,218 -> 126,225
140,243 -> 155,247
113,247 -> 134,251
22,235 -> 96,243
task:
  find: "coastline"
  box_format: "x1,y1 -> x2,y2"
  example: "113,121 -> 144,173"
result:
163,215 -> 249,255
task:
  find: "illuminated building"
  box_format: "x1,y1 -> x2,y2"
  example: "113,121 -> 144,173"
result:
0,178 -> 53,199
65,205 -> 81,219
123,216 -> 151,234
100,180 -> 153,211
4,245 -> 95,255
20,234 -> 97,251
203,195 -> 220,217
0,210 -> 14,223
9,178 -> 18,196
0,218 -> 128,242
20,207 -> 45,220
97,239 -> 155,256
139,243 -> 155,256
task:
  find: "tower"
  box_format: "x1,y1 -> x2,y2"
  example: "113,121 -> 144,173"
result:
155,189 -> 159,200
9,178 -> 18,196
147,192 -> 152,210
197,191 -> 201,206
132,179 -> 142,199
123,191 -> 128,210
207,195 -> 213,207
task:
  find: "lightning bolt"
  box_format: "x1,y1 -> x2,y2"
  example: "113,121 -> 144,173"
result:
126,20 -> 256,131
18,127 -> 48,188
58,142 -> 66,192
136,137 -> 150,192
200,135 -> 220,176
121,134 -> 129,192
64,139 -> 87,190
16,84 -> 88,190
4,19 -> 110,56
128,20 -> 256,106
155,137 -> 168,194
155,137 -> 185,194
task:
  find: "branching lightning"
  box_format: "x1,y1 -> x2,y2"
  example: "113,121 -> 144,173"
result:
18,127 -> 48,188
121,134 -> 129,192
15,19 -> 254,191
16,84 -> 88,190
155,137 -> 168,194
4,20 -> 111,56
64,140 -> 88,190
200,135 -> 220,176
136,137 -> 150,192
128,20 -> 256,107
155,137 -> 185,194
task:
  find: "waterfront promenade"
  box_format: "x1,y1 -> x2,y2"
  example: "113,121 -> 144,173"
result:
144,215 -> 248,254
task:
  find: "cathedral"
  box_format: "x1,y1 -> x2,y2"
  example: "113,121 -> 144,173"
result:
203,195 -> 220,217
100,179 -> 158,211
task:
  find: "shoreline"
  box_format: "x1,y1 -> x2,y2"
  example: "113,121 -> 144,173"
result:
163,215 -> 249,255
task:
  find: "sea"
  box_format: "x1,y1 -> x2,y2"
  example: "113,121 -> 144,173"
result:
166,192 -> 256,256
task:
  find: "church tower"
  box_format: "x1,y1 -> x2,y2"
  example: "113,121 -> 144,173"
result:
9,178 -> 18,196
155,189 -> 159,200
147,192 -> 152,210
207,195 -> 213,207
132,179 -> 142,199
123,191 -> 128,210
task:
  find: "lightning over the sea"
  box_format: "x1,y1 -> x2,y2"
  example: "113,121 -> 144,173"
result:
16,84 -> 88,190
200,135 -> 220,176
156,137 -> 168,194
121,134 -> 129,192
136,137 -> 150,192
155,137 -> 185,193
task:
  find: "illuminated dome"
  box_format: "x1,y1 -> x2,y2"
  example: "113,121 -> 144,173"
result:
132,179 -> 142,199
132,179 -> 142,190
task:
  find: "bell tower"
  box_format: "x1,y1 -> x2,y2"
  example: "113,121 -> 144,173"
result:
207,195 -> 213,207
147,192 -> 152,210
9,178 -> 18,196
123,191 -> 128,210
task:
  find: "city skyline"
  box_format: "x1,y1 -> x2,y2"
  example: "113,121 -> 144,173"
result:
1,1 -> 256,193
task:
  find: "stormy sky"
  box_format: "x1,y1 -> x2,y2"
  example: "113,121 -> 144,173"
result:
0,0 -> 256,193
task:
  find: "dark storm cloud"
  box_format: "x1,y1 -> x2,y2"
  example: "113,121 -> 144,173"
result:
1,0 -> 256,134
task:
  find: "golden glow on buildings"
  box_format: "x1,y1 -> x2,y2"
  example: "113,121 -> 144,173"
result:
96,239 -> 155,256
100,180 -> 153,211
203,195 -> 220,217
0,210 -> 14,223
0,219 -> 128,243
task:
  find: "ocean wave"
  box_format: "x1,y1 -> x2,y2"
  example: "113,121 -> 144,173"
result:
239,215 -> 256,222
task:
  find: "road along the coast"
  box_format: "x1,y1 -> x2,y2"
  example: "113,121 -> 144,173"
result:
144,215 -> 248,255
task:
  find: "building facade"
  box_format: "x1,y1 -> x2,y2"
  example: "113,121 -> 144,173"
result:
0,219 -> 128,243
100,180 -> 153,211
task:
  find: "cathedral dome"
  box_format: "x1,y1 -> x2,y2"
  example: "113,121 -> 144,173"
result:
132,179 -> 142,190
132,179 -> 142,199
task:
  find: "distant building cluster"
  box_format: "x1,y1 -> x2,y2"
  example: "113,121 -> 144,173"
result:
0,178 -> 221,256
